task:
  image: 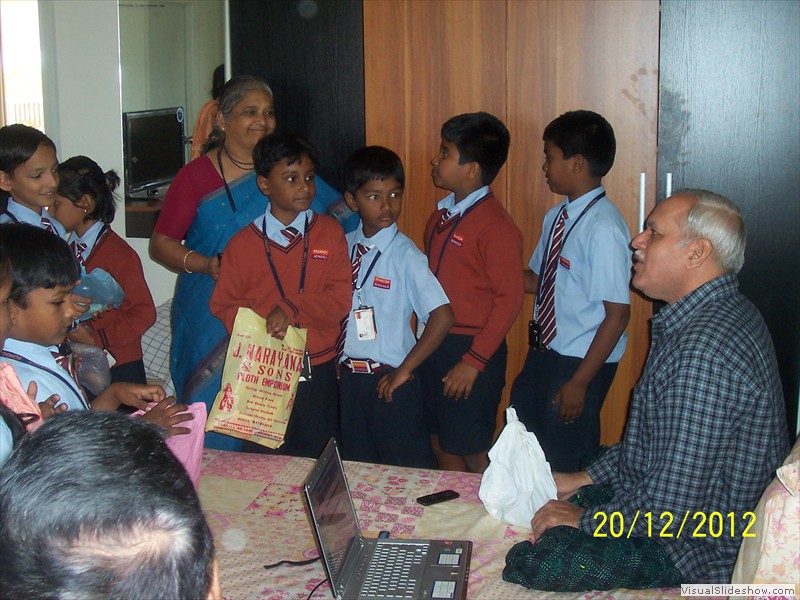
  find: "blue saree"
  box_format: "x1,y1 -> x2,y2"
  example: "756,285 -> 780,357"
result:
170,162 -> 345,450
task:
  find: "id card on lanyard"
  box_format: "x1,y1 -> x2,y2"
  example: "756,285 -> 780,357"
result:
262,216 -> 313,380
352,246 -> 382,341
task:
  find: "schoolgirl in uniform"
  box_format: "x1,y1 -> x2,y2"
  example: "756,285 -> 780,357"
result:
48,156 -> 156,385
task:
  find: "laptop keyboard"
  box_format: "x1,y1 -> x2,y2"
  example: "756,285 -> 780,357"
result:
360,542 -> 428,598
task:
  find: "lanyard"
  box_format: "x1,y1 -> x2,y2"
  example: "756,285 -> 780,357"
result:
262,215 -> 309,298
1,209 -> 19,223
0,350 -> 90,410
353,248 -> 382,292
425,194 -> 489,277
217,149 -> 238,212
534,190 -> 606,307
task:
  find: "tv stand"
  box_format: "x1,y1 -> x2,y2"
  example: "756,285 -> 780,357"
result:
125,187 -> 169,238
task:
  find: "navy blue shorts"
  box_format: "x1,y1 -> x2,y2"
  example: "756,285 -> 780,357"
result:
510,348 -> 617,471
418,334 -> 507,455
242,359 -> 339,459
339,367 -> 435,468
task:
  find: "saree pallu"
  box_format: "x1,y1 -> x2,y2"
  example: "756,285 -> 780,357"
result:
170,167 -> 344,450
171,170 -> 263,450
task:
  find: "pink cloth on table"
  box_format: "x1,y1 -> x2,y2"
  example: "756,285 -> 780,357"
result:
0,362 -> 43,431
133,402 -> 207,487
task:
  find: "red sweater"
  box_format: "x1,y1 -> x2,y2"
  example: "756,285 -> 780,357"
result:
84,228 -> 157,365
210,213 -> 351,365
424,191 -> 524,371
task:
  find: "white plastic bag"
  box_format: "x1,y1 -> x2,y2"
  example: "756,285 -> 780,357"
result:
478,406 -> 557,529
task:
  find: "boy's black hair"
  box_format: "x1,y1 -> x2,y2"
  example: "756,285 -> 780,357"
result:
440,112 -> 510,186
0,404 -> 26,451
0,410 -> 216,600
343,146 -> 405,197
252,132 -> 319,178
0,223 -> 80,308
543,110 -> 616,177
57,155 -> 120,224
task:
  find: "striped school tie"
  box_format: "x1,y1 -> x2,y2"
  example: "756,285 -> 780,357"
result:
71,240 -> 88,265
537,206 -> 568,347
51,343 -> 91,407
281,226 -> 301,244
437,209 -> 458,232
41,216 -> 56,233
336,243 -> 370,361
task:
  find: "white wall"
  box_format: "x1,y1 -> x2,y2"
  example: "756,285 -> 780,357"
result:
39,0 -> 226,306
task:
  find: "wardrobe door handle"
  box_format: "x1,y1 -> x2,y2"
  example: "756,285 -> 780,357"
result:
665,172 -> 673,199
639,172 -> 646,233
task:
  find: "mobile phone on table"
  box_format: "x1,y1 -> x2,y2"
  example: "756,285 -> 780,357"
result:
416,489 -> 459,506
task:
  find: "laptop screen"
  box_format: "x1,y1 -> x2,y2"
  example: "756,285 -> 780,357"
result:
304,439 -> 360,590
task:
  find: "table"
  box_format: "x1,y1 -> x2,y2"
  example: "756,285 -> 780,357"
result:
198,450 -> 682,600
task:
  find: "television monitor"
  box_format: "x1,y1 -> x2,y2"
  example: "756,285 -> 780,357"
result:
122,107 -> 186,197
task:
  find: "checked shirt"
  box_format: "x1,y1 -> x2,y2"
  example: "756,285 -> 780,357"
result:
579,274 -> 789,583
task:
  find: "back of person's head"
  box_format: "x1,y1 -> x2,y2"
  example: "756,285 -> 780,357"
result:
677,188 -> 746,274
211,64 -> 225,100
57,156 -> 120,224
440,112 -> 510,185
0,411 -> 216,600
205,75 -> 273,153
253,132 -> 318,178
0,223 -> 80,308
343,146 -> 404,197
543,110 -> 616,177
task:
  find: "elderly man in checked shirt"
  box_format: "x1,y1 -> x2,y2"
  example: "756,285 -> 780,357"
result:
508,190 -> 789,590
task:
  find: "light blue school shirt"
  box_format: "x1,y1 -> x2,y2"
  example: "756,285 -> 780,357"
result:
67,220 -> 105,257
0,419 -> 13,467
341,222 -> 450,367
0,198 -> 67,238
2,338 -> 89,411
255,204 -> 314,246
529,186 -> 631,362
436,185 -> 490,217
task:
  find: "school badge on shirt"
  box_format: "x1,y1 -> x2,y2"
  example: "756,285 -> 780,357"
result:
449,233 -> 464,247
312,248 -> 329,260
372,276 -> 391,290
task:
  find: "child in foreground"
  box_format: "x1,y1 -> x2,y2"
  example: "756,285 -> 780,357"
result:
420,111 -> 524,473
0,245 -> 65,466
0,223 -> 191,434
510,110 -> 630,471
210,133 -> 351,458
338,146 -> 453,468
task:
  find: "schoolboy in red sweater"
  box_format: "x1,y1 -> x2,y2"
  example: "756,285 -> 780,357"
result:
420,112 -> 524,473
210,133 -> 351,458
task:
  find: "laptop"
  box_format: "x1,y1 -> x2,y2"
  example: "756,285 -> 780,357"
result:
303,438 -> 472,600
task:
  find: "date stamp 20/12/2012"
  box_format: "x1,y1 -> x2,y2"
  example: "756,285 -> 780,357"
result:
592,510 -> 757,539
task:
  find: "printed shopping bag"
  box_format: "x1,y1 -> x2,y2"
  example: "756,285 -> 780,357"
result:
206,307 -> 307,449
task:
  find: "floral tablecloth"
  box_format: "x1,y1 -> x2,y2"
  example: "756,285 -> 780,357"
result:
198,449 -> 682,600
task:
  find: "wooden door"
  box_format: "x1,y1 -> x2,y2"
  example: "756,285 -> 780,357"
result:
507,0 -> 660,444
659,0 -> 800,438
363,0 -> 508,239
365,0 -> 659,444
